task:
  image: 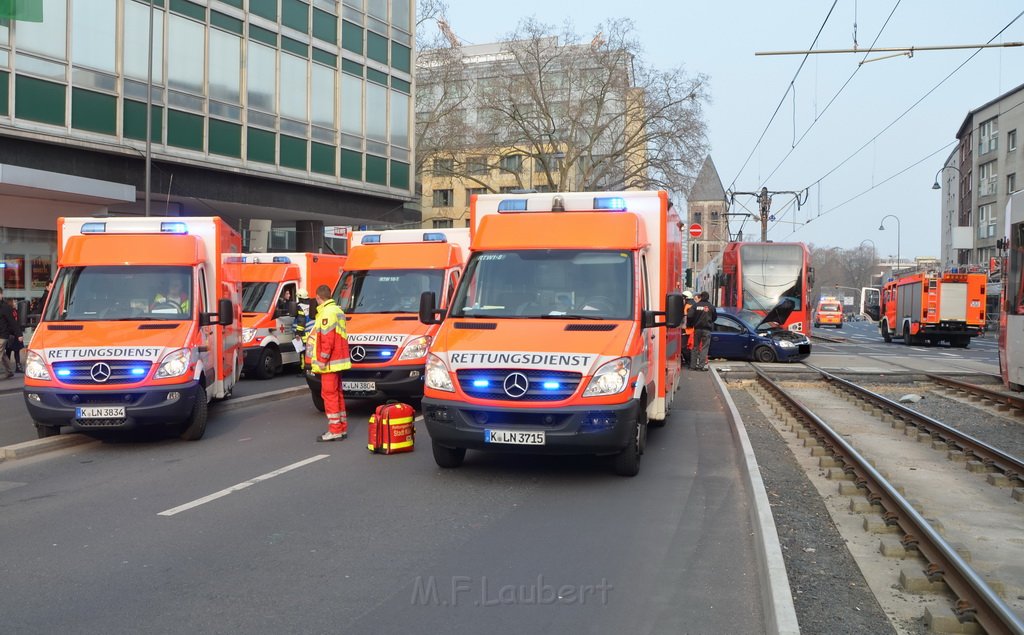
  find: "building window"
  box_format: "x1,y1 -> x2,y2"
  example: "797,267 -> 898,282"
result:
978,160 -> 997,196
209,28 -> 242,104
168,14 -> 205,95
1010,129 -> 1018,152
466,155 -> 489,175
499,186 -> 518,193
978,117 -> 998,155
340,73 -> 363,135
433,158 -> 453,175
978,203 -> 996,239
465,187 -> 487,206
535,154 -> 564,172
247,41 -> 276,113
499,155 -> 523,173
1009,173 -> 1017,194
432,189 -> 453,207
693,212 -> 702,224
432,218 -> 453,228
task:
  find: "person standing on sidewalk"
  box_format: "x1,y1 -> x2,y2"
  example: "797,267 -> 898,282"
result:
308,285 -> 351,442
0,288 -> 24,379
687,291 -> 716,371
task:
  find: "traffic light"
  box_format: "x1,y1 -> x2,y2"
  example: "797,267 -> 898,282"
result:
684,268 -> 692,287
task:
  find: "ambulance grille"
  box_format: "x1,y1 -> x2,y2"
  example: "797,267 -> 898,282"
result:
51,361 -> 153,385
564,323 -> 617,331
348,345 -> 398,363
456,369 -> 581,401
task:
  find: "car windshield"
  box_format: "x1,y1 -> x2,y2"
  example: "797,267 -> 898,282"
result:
335,269 -> 443,314
450,250 -> 633,319
242,282 -> 277,313
734,309 -> 772,330
43,265 -> 193,322
739,244 -> 804,312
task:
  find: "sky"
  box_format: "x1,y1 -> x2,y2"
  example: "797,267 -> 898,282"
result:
429,0 -> 1024,261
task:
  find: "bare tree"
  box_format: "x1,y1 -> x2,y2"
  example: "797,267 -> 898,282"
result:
416,16 -> 709,194
810,244 -> 880,305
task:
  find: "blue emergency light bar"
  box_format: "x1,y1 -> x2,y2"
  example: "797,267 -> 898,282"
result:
361,235 -> 382,244
422,232 -> 448,242
80,222 -> 107,233
130,367 -> 147,376
272,256 -> 292,263
542,381 -> 560,390
160,222 -> 189,234
497,199 -> 529,212
472,379 -> 490,388
593,196 -> 627,211
56,369 -> 72,377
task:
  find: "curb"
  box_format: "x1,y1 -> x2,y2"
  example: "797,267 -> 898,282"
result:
711,367 -> 800,635
2,434 -> 94,461
215,385 -> 309,412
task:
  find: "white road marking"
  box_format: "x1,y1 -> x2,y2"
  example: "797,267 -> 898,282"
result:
158,454 -> 329,517
937,352 -> 959,357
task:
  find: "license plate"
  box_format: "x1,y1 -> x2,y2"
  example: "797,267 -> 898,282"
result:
343,381 -> 376,392
485,429 -> 546,445
76,406 -> 126,419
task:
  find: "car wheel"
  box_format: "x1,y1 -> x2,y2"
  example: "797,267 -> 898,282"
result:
753,346 -> 777,363
432,441 -> 466,468
180,385 -> 208,441
35,423 -> 60,438
612,414 -> 642,476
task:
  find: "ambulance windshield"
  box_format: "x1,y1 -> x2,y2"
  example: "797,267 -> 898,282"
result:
242,282 -> 278,314
44,265 -> 193,321
451,250 -> 634,320
335,269 -> 443,314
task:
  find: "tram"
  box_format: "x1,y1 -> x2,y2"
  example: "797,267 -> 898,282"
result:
695,242 -> 813,332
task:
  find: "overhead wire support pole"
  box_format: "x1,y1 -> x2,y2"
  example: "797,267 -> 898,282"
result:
755,41 -> 1023,56
729,188 -> 808,241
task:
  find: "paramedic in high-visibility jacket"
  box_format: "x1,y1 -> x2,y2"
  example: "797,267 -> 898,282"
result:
309,284 -> 351,442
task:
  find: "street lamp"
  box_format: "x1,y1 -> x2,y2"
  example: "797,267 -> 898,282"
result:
932,165 -> 962,190
879,215 -> 901,275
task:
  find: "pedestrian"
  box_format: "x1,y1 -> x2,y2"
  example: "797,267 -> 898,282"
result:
5,299 -> 24,373
0,288 -> 24,379
681,290 -> 696,366
687,290 -> 716,371
308,284 -> 351,441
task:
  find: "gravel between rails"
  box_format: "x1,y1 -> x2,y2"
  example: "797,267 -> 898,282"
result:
727,387 -> 917,635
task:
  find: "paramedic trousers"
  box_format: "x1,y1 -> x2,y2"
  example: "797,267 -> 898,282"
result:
0,339 -> 12,376
320,372 -> 348,435
692,328 -> 712,369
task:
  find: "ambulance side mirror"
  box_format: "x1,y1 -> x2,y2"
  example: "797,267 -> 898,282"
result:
419,291 -> 445,325
202,298 -> 235,327
642,293 -> 684,329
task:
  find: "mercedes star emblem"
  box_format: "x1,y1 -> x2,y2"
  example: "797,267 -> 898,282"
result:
503,372 -> 529,398
350,345 -> 367,362
90,362 -> 113,383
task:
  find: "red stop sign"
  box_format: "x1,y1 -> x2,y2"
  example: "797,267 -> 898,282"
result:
688,223 -> 703,238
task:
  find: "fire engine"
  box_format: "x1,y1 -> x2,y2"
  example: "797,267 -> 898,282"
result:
867,271 -> 986,347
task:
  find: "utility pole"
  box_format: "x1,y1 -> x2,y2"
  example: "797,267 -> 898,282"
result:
729,187 -> 807,241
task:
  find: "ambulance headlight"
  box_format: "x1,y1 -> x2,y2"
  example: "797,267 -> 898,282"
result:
424,354 -> 454,392
155,348 -> 192,379
24,350 -> 51,381
242,328 -> 257,343
583,357 -> 631,397
398,336 -> 430,361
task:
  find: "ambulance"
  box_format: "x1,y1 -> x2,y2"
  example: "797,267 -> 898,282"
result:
813,297 -> 843,329
303,228 -> 470,410
418,191 -> 685,476
22,217 -> 241,440
231,252 -> 346,379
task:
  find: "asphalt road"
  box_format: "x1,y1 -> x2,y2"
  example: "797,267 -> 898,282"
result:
0,370 -> 765,634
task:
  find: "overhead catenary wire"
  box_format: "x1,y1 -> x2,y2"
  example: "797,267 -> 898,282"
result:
726,0 -> 839,193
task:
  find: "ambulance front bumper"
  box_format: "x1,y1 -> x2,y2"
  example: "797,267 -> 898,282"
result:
23,381 -> 202,430
421,397 -> 639,455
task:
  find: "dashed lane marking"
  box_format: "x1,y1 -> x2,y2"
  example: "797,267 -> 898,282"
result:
158,454 -> 329,517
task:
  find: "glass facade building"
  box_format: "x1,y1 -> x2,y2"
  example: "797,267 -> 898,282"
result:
0,0 -> 414,195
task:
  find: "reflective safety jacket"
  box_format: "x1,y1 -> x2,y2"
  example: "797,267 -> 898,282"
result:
309,299 -> 351,374
152,292 -> 190,313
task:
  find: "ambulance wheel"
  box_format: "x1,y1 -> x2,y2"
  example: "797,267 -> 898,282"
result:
432,441 -> 465,468
310,390 -> 325,412
35,422 -> 60,438
255,347 -> 280,380
612,415 -> 642,477
180,386 -> 208,441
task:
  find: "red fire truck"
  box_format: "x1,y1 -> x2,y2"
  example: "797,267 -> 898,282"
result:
867,271 -> 986,347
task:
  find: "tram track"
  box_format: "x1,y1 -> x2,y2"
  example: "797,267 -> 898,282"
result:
730,365 -> 1024,634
